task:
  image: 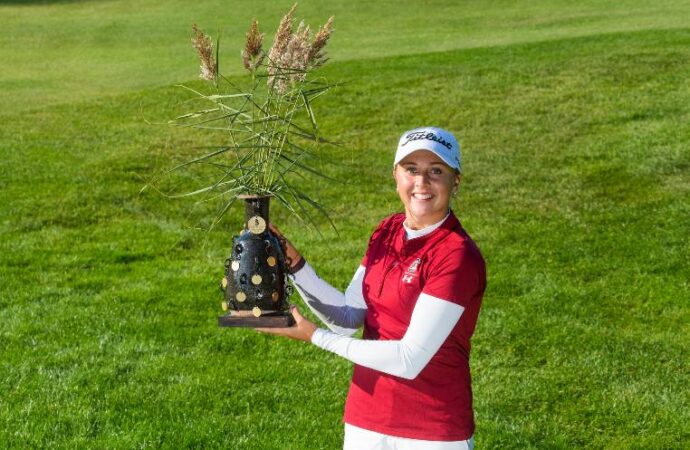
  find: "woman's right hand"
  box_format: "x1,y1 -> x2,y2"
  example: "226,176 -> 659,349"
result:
269,223 -> 304,273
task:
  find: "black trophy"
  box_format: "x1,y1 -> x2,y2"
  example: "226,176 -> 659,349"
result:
218,195 -> 295,327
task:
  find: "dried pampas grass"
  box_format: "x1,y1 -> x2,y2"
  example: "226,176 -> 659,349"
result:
242,19 -> 265,71
267,5 -> 334,93
167,5 -> 338,229
192,24 -> 217,81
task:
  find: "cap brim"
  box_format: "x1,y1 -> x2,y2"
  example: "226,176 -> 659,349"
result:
394,146 -> 459,170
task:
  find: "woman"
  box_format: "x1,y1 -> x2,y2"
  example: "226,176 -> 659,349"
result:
262,127 -> 486,450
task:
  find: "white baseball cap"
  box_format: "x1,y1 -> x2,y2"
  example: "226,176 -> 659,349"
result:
394,126 -> 461,172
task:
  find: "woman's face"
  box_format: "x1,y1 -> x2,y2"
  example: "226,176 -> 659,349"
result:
393,150 -> 459,230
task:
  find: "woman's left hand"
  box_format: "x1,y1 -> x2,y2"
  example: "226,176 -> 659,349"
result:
256,305 -> 318,343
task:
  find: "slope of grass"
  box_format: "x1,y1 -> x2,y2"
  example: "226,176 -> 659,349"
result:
1,0 -> 689,112
2,25 -> 689,448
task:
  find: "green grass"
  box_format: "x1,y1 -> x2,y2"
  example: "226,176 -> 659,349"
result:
1,1 -> 689,448
2,0 -> 690,112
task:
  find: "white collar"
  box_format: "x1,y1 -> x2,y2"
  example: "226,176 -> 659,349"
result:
403,211 -> 450,240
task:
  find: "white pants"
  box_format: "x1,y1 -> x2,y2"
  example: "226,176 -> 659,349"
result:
344,424 -> 475,450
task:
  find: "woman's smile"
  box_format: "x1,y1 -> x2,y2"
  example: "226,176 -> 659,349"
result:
411,193 -> 433,200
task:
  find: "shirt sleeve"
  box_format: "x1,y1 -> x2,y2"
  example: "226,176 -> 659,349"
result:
310,293 -> 464,380
423,246 -> 483,308
291,262 -> 367,336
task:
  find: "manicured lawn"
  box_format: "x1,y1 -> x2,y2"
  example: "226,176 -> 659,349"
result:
1,1 -> 688,448
2,0 -> 689,111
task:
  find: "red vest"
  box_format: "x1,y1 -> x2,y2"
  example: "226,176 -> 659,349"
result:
343,212 -> 486,441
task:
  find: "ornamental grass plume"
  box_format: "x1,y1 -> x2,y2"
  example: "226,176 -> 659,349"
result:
242,19 -> 265,72
151,5 -> 339,230
269,20 -> 311,92
308,16 -> 334,68
266,7 -> 335,94
192,24 -> 217,81
267,4 -> 297,71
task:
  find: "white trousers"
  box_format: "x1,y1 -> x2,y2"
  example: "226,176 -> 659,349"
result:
344,424 -> 475,450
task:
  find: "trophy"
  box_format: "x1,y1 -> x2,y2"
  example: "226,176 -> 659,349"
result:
153,7 -> 336,329
218,195 -> 295,327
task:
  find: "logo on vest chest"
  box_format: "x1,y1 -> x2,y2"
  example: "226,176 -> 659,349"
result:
401,258 -> 422,284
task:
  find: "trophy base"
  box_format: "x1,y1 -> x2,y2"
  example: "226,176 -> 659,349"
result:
218,310 -> 295,328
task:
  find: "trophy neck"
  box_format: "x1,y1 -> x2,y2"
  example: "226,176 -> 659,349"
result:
241,195 -> 271,223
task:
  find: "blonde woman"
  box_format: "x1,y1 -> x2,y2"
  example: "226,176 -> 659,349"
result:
263,127 -> 486,450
